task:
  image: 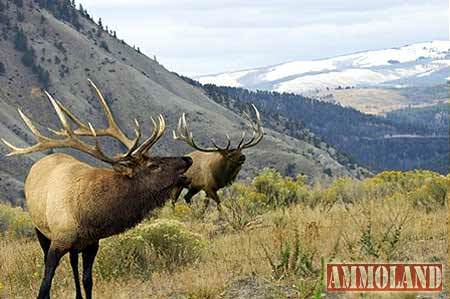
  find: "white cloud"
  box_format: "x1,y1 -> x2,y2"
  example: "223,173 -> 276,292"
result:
78,0 -> 448,76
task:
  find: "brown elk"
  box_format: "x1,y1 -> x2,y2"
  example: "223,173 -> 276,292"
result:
1,80 -> 192,299
171,105 -> 264,210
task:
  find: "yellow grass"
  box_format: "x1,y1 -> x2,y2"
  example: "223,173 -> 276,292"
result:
0,170 -> 447,298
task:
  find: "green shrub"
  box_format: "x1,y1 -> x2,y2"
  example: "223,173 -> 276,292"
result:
0,203 -> 34,238
252,168 -> 308,207
96,219 -> 205,280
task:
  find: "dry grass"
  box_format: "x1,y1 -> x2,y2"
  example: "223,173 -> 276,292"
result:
0,171 -> 447,298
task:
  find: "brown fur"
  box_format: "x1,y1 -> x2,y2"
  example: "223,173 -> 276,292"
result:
25,152 -> 191,299
172,149 -> 245,207
26,153 -> 192,249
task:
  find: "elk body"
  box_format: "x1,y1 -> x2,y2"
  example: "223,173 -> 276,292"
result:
1,80 -> 192,299
172,105 -> 264,209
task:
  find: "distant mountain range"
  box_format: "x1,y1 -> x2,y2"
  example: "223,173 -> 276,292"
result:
197,41 -> 450,94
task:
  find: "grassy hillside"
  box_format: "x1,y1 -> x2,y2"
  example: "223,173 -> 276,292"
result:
0,0 -> 366,204
0,170 -> 447,298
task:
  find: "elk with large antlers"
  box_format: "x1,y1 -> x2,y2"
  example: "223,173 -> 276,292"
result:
1,80 -> 192,299
172,105 -> 264,210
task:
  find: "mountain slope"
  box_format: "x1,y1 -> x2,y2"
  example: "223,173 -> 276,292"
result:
0,0 -> 366,204
192,84 -> 448,175
197,41 -> 450,93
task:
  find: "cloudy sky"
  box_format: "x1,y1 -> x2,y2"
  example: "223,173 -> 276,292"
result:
80,0 -> 448,76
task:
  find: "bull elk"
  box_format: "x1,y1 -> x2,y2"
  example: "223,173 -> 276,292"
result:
172,105 -> 264,210
1,80 -> 192,299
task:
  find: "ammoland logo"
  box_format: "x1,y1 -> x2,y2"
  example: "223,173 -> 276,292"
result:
326,263 -> 443,292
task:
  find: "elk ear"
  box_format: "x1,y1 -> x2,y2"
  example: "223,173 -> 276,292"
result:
112,164 -> 135,178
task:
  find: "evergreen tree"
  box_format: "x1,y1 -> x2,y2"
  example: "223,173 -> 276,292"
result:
21,47 -> 35,66
0,62 -> 5,75
14,28 -> 27,51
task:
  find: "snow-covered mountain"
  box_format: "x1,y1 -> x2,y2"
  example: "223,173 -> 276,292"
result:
197,41 -> 450,94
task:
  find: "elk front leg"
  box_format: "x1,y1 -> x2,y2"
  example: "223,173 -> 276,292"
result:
204,190 -> 222,213
184,188 -> 200,204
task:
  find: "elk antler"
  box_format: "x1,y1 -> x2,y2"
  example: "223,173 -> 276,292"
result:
173,104 -> 264,152
1,92 -> 122,164
237,104 -> 264,149
52,79 -> 140,150
131,114 -> 166,158
2,86 -> 167,163
172,113 -> 223,152
52,80 -> 167,159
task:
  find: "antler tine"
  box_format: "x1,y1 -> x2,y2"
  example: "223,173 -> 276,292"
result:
50,80 -> 140,151
1,108 -> 55,156
117,119 -> 142,159
45,91 -> 119,163
1,97 -> 118,164
239,104 -> 264,149
131,114 -> 166,158
208,132 -> 232,151
236,132 -> 246,148
173,113 -> 221,152
87,79 -> 138,149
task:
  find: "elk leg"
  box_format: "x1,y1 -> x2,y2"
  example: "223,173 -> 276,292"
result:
204,190 -> 221,213
35,228 -> 50,264
171,186 -> 184,207
184,188 -> 200,204
38,243 -> 69,299
70,250 -> 83,299
82,242 -> 99,299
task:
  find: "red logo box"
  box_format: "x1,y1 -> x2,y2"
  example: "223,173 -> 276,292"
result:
326,263 -> 443,292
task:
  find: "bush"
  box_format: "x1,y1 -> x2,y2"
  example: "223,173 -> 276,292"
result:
0,203 -> 34,238
96,219 -> 205,279
252,168 -> 308,207
221,183 -> 267,231
261,230 -> 324,297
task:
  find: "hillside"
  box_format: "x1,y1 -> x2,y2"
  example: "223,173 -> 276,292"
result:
0,0 -> 367,204
197,41 -> 450,114
188,83 -> 448,174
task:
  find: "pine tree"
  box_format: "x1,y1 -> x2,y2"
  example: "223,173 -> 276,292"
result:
98,17 -> 103,29
0,62 -> 5,75
21,47 -> 35,66
14,28 -> 27,51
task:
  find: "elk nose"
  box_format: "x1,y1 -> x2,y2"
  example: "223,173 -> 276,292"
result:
239,156 -> 246,163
